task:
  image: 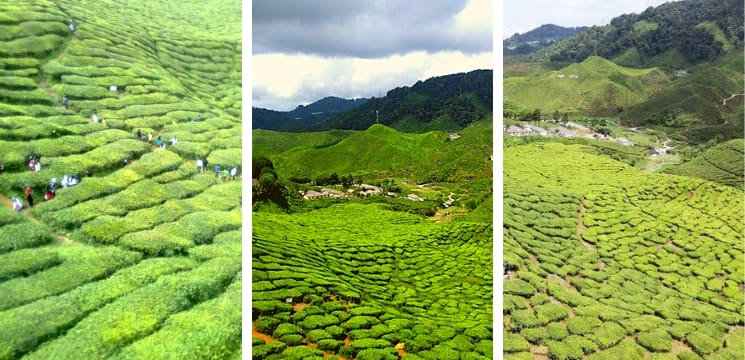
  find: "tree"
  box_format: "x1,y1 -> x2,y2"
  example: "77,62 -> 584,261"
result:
252,156 -> 273,178
531,108 -> 542,122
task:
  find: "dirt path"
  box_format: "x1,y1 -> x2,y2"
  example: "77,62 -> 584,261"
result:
252,322 -> 350,359
39,29 -> 76,109
0,193 -> 73,244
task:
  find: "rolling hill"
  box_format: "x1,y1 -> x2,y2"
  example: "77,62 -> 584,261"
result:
665,138 -> 744,187
504,56 -> 669,116
254,119 -> 492,184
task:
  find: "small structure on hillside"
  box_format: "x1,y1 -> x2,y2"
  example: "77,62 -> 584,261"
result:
523,124 -> 548,136
407,194 -> 424,202
568,74 -> 579,79
615,137 -> 634,146
557,74 -> 566,79
303,190 -> 323,200
448,133 -> 461,141
505,125 -> 528,137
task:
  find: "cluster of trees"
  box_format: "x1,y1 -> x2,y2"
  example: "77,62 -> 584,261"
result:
547,0 -> 743,65
252,156 -> 289,208
321,70 -> 492,130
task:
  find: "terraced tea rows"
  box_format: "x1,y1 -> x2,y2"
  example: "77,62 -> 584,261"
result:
253,203 -> 493,359
0,0 -> 240,358
666,139 -> 745,188
504,142 -> 744,360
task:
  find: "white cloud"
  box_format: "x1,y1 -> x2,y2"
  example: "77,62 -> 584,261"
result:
252,51 -> 492,111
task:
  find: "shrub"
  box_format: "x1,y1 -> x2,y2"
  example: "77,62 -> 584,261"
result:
306,329 -> 332,343
279,334 -> 303,346
0,247 -> 60,281
317,339 -> 342,352
546,322 -> 568,340
504,333 -> 530,353
343,316 -> 380,330
587,322 -> 628,349
0,222 -> 55,254
280,346 -> 324,360
255,317 -> 282,335
0,246 -> 141,311
637,328 -> 673,352
0,257 -> 196,360
567,317 -> 601,335
112,280 -> 240,359
586,340 -> 646,360
272,323 -> 304,338
686,331 -> 720,355
356,348 -> 398,360
546,339 -> 584,360
24,256 -> 239,359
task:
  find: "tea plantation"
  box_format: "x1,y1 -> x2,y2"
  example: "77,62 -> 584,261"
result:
253,203 -> 493,359
503,142 -> 744,359
0,0 -> 241,359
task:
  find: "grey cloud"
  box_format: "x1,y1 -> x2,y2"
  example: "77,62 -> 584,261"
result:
252,0 -> 491,58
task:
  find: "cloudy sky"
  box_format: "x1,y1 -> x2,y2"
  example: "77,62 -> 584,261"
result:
252,0 -> 493,111
504,0 -> 673,39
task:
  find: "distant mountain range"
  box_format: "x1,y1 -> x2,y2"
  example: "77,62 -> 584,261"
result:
504,24 -> 588,56
253,69 -> 492,133
252,97 -> 369,131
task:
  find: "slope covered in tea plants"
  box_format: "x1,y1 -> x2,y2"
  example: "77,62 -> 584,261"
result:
253,203 -> 493,359
0,0 -> 241,358
503,142 -> 744,359
665,138 -> 744,188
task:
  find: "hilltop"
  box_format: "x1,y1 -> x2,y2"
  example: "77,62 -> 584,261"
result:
504,56 -> 669,116
252,96 -> 368,131
523,0 -> 743,66
319,69 -> 492,132
258,119 -> 492,183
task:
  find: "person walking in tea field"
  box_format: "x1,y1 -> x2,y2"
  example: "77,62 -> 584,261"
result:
62,95 -> 69,109
137,129 -> 142,141
230,166 -> 237,181
221,168 -> 229,182
196,158 -> 203,173
147,132 -> 153,145
25,186 -> 33,208
214,164 -> 221,178
11,196 -> 23,211
34,161 -> 41,172
156,137 -> 163,148
91,110 -> 99,123
194,114 -> 202,122
28,159 -> 35,171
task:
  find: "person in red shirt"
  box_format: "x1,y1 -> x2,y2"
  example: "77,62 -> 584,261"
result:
25,186 -> 33,207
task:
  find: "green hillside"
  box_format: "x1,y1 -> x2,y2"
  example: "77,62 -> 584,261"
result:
504,142 -> 744,359
538,0 -> 743,66
504,56 -> 669,115
320,70 -> 492,132
620,51 -> 744,140
0,1 -> 241,358
255,119 -> 492,184
665,139 -> 744,187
